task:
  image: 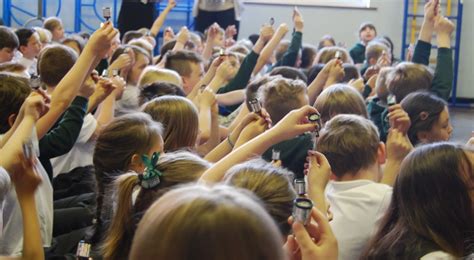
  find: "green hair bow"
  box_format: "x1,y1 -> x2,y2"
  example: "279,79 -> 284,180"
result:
140,152 -> 162,189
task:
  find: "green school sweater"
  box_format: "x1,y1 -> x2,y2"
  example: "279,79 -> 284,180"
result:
217,51 -> 259,94
39,96 -> 88,180
262,133 -> 312,179
367,40 -> 453,141
271,31 -> 303,69
349,43 -> 366,64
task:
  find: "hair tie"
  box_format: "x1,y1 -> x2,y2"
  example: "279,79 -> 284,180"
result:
139,152 -> 162,189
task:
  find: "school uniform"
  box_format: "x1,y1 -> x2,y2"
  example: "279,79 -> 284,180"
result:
350,42 -> 366,64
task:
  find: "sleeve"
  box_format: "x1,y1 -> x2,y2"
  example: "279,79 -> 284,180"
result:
430,47 -> 453,101
272,31 -> 302,68
39,96 -> 88,159
362,84 -> 372,99
412,40 -> 431,65
349,44 -> 365,64
217,51 -> 259,94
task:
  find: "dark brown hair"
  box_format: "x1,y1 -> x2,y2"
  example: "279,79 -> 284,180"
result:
37,44 -> 78,86
0,73 -> 31,133
362,143 -> 474,259
164,50 -> 203,77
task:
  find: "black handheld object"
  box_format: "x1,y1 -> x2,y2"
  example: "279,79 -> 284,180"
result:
269,17 -> 275,26
103,7 -> 111,21
293,198 -> 313,226
248,98 -> 262,115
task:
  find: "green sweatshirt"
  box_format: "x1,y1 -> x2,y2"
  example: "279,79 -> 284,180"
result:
39,96 -> 88,180
217,51 -> 259,94
349,43 -> 366,64
271,31 -> 303,69
367,40 -> 453,141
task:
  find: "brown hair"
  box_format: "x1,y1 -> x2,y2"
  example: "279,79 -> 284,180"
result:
122,30 -> 144,44
91,112 -> 163,244
317,114 -> 380,178
61,35 -> 85,54
0,73 -> 31,133
129,184 -> 286,260
102,151 -> 210,260
301,44 -> 318,69
365,41 -> 389,64
359,22 -> 377,36
260,78 -> 307,124
275,40 -> 290,62
318,35 -> 336,50
43,17 -> 62,33
314,84 -> 368,124
362,143 -> 474,259
315,46 -> 353,64
37,44 -> 78,86
387,62 -> 433,102
164,50 -> 203,77
223,159 -> 296,236
0,61 -> 26,74
142,96 -> 199,152
342,64 -> 361,82
139,82 -> 185,105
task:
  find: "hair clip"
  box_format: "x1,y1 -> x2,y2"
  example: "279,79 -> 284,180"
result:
139,152 -> 162,189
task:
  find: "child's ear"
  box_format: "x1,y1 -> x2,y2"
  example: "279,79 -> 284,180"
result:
377,142 -> 386,165
19,46 -> 27,54
129,153 -> 145,173
7,114 -> 17,128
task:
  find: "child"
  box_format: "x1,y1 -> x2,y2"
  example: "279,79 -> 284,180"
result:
102,151 -> 210,260
360,40 -> 390,75
138,66 -> 183,88
43,17 -> 65,42
349,22 -> 377,64
139,82 -> 185,105
61,35 -> 85,55
401,91 -> 452,145
362,143 -> 473,258
164,50 -> 204,95
316,114 -> 408,260
15,28 -> 42,75
0,26 -> 19,63
259,78 -> 311,179
314,46 -> 352,64
90,112 -> 163,246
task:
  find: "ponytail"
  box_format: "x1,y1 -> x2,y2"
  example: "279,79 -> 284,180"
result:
102,172 -> 140,260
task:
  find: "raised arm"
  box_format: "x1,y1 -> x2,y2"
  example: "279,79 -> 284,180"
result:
253,23 -> 288,75
150,0 -> 176,37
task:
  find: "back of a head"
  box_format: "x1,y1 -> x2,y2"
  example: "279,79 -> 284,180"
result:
122,30 -> 144,44
318,35 -> 336,50
139,82 -> 185,105
0,26 -> 19,60
223,159 -> 296,236
342,64 -> 361,83
142,96 -> 199,152
314,84 -> 368,124
0,73 -> 31,133
102,151 -> 211,260
33,27 -> 52,45
43,17 -> 61,32
315,46 -> 352,64
375,67 -> 394,103
364,143 -> 473,258
260,78 -> 308,124
400,91 -> 446,145
301,44 -> 317,69
269,66 -> 308,82
164,50 -> 203,77
318,114 -> 380,178
130,184 -> 285,260
387,62 -> 433,102
138,66 -> 183,88
38,44 -> 78,86
306,63 -> 325,85
365,41 -> 389,64
61,35 -> 85,54
245,75 -> 279,107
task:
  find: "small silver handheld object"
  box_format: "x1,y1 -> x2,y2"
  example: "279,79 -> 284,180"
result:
294,178 -> 306,196
103,7 -> 111,21
293,198 -> 313,226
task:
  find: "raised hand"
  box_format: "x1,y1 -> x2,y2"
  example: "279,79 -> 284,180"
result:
386,128 -> 413,163
176,26 -> 190,45
259,24 -> 275,43
388,104 -> 411,135
293,7 -> 304,32
270,105 -> 318,142
86,22 -> 118,59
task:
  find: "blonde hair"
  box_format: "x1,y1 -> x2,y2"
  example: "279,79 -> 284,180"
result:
43,17 -> 62,33
142,96 -> 199,152
314,46 -> 353,64
129,38 -> 153,57
365,41 -> 389,64
223,159 -> 296,236
138,66 -> 183,88
129,184 -> 286,260
375,67 -> 394,103
387,62 -> 433,102
314,84 -> 368,124
33,27 -> 52,45
102,151 -> 210,260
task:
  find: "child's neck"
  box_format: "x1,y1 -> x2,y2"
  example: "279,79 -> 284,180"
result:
21,52 -> 35,60
336,163 -> 381,182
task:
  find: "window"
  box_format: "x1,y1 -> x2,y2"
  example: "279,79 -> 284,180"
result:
244,0 -> 371,8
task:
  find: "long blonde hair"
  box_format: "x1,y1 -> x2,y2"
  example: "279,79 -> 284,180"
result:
142,96 -> 199,152
102,151 -> 211,260
129,184 -> 286,260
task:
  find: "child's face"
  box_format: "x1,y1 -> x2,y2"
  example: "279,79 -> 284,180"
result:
0,47 -> 16,63
424,106 -> 453,143
52,25 -> 65,41
21,32 -> 42,58
360,27 -> 376,43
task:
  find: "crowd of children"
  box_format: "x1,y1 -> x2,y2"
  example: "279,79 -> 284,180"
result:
0,0 -> 472,259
